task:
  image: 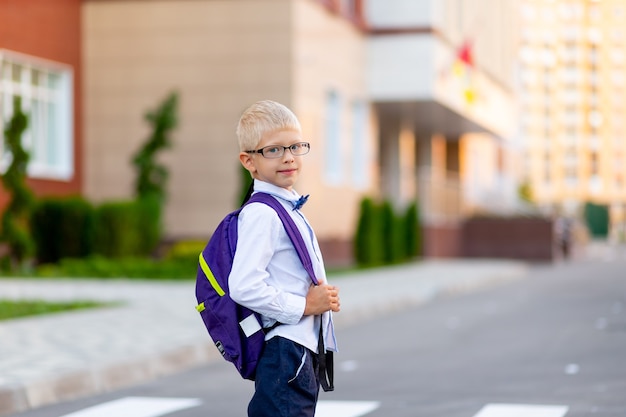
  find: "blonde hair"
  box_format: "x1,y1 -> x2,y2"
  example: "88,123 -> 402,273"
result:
236,100 -> 301,151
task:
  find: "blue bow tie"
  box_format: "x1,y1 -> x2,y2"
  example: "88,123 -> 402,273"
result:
293,194 -> 309,210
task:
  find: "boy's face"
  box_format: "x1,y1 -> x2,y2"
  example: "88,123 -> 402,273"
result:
240,128 -> 304,191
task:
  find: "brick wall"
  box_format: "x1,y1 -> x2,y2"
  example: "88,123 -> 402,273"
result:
0,0 -> 82,210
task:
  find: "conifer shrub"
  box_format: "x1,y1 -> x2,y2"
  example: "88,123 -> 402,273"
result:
354,197 -> 422,267
131,92 -> 178,203
354,197 -> 384,267
381,200 -> 405,264
0,96 -> 35,271
129,91 -> 179,255
404,201 -> 421,259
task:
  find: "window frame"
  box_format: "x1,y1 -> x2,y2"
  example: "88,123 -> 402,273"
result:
0,49 -> 74,181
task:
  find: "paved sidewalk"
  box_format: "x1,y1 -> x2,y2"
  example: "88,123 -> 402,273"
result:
0,259 -> 528,416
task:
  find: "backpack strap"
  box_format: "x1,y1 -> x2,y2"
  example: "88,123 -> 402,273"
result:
246,193 -> 318,285
245,192 -> 334,392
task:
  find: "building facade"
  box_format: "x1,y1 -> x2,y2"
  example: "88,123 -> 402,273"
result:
520,0 -> 626,234
0,0 -> 83,209
2,0 -> 523,264
82,0 -> 374,264
366,0 -> 521,256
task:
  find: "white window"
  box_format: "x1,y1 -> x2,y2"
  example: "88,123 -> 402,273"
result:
0,50 -> 73,180
324,89 -> 342,185
351,100 -> 369,190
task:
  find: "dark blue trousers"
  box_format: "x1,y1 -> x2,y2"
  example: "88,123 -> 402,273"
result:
248,337 -> 320,417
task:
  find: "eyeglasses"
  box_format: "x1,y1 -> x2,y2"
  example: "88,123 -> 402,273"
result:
245,142 -> 310,159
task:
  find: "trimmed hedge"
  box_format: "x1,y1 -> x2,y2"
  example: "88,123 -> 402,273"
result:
93,198 -> 160,258
34,255 -> 193,280
30,196 -> 162,264
31,197 -> 95,264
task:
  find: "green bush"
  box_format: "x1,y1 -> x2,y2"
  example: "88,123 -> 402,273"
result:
31,197 -> 95,264
166,239 -> 206,262
93,200 -> 143,258
381,201 -> 404,264
34,255 -> 192,280
1,96 -> 35,270
239,163 -> 253,206
135,195 -> 162,256
354,197 -> 422,267
354,197 -> 384,267
404,201 -> 421,259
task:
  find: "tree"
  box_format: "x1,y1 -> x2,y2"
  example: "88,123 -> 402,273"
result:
404,201 -> 421,259
131,91 -> 179,202
128,92 -> 179,255
354,197 -> 384,267
1,96 -> 35,270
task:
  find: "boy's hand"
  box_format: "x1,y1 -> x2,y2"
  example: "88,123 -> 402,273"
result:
304,280 -> 340,315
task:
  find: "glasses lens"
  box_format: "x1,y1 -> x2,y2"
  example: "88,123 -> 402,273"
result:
291,142 -> 310,155
262,146 -> 284,158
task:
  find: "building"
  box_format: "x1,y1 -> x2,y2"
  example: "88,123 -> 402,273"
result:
0,0 -> 83,205
1,0 -> 522,264
519,0 -> 626,234
366,0 -> 521,256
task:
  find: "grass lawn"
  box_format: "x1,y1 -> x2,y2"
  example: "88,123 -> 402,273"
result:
0,299 -> 111,321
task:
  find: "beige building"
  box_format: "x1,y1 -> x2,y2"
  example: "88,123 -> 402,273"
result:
83,0 -> 521,263
83,0 -> 374,264
520,0 -> 626,232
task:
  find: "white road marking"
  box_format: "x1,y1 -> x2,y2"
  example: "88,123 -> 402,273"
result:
59,397 -> 201,417
473,403 -> 569,417
315,400 -> 380,417
339,360 -> 360,372
564,363 -> 580,375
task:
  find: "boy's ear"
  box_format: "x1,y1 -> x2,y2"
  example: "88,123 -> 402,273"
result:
239,152 -> 256,173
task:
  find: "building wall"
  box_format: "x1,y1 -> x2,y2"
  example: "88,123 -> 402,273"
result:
290,0 -> 374,264
83,0 -> 373,261
83,0 -> 294,239
292,0 -> 373,240
0,0 -> 82,208
365,0 -> 521,257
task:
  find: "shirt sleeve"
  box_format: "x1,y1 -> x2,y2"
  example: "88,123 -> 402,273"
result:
228,203 -> 306,325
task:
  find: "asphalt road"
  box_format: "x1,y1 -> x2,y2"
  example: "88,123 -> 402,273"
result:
9,257 -> 626,417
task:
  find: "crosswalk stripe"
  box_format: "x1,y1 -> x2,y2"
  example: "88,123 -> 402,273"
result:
473,403 -> 569,417
58,397 -> 201,417
315,400 -> 380,417
58,396 -> 568,417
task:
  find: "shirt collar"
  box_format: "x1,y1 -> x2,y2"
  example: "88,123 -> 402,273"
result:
253,179 -> 301,203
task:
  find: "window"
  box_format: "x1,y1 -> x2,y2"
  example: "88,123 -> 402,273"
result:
324,90 -> 342,185
0,50 -> 73,180
351,100 -> 369,189
590,152 -> 599,175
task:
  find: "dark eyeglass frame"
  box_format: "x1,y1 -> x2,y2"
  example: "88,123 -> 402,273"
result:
245,142 -> 311,159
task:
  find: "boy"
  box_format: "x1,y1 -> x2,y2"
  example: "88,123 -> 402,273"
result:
230,100 -> 340,417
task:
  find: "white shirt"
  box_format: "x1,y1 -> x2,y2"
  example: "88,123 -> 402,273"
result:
228,180 -> 337,353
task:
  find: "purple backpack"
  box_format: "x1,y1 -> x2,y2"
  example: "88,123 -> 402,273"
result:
195,192 -> 318,380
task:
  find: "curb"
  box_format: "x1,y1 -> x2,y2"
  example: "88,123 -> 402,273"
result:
0,344 -> 220,416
